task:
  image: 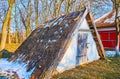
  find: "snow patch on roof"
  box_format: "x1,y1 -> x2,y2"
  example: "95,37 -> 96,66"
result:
95,10 -> 113,22
53,16 -> 65,26
104,12 -> 115,23
95,9 -> 120,24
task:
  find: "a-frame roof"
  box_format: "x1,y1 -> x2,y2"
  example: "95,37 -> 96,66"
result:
8,8 -> 86,79
95,9 -> 120,28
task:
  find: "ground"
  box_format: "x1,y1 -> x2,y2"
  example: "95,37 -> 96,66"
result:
1,44 -> 120,79
0,43 -> 21,58
5,43 -> 21,52
52,57 -> 120,79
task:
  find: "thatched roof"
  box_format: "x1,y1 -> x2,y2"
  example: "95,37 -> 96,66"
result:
95,9 -> 120,28
8,8 -> 86,78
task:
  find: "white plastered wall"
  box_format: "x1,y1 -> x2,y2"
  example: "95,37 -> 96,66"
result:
56,18 -> 100,73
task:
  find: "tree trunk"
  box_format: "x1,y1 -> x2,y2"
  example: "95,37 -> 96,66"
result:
65,0 -> 71,14
113,0 -> 120,55
26,0 -> 32,37
53,0 -> 64,18
53,0 -> 57,18
7,19 -> 11,44
19,0 -> 32,37
34,0 -> 39,28
26,25 -> 31,37
56,0 -> 64,16
115,16 -> 120,55
0,0 -> 15,51
15,4 -> 19,43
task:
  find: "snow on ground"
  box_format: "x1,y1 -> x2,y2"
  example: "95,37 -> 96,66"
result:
106,51 -> 120,57
0,58 -> 34,79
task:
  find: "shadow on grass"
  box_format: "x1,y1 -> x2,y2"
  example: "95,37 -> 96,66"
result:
0,76 -> 8,79
0,49 -> 13,58
52,56 -> 120,79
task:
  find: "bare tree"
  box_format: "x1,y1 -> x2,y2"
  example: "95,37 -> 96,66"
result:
19,0 -> 32,37
112,0 -> 120,55
52,0 -> 64,18
14,2 -> 19,43
7,18 -> 11,44
65,0 -> 71,14
0,0 -> 15,51
34,0 -> 39,28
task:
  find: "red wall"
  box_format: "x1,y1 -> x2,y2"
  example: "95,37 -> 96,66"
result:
98,30 -> 120,49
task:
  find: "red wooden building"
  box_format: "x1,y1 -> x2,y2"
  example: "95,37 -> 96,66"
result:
95,10 -> 120,50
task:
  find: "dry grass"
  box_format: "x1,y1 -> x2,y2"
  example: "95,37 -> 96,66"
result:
2,44 -> 120,79
0,43 -> 20,58
52,57 -> 120,79
5,43 -> 21,53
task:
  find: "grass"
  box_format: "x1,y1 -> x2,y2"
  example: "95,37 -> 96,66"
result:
52,57 -> 120,79
0,43 -> 20,58
5,43 -> 21,53
2,44 -> 120,79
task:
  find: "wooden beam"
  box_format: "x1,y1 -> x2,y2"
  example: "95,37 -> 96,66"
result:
86,11 -> 106,59
78,29 -> 94,32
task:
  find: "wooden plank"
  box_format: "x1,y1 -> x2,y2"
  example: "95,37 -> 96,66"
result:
86,11 -> 106,59
78,29 -> 94,32
105,47 -> 115,50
